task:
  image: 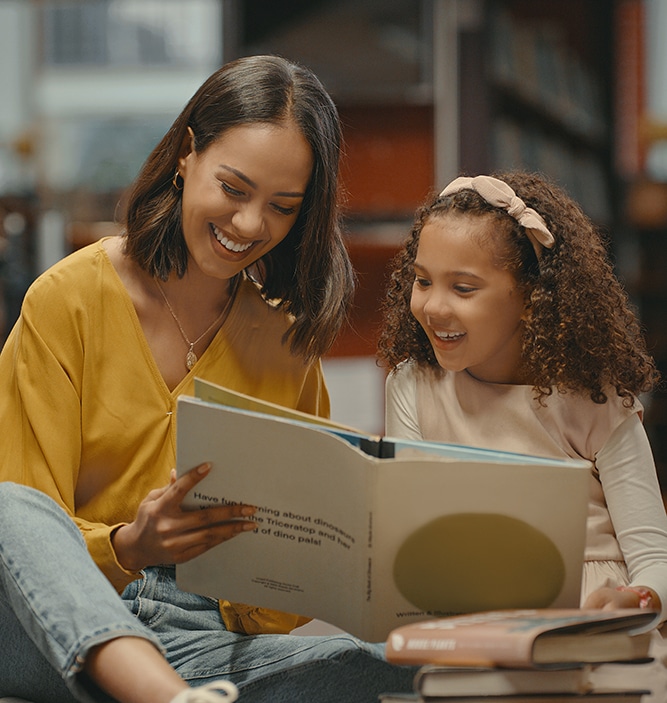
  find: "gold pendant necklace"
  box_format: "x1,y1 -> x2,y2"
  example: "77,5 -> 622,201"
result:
154,279 -> 233,370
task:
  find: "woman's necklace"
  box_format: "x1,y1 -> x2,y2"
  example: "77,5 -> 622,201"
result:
154,278 -> 233,370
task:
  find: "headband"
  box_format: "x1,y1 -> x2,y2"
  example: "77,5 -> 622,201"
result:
440,175 -> 555,259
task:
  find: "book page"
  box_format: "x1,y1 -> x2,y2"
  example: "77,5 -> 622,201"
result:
175,396 -> 374,637
194,377 -> 359,432
367,458 -> 590,640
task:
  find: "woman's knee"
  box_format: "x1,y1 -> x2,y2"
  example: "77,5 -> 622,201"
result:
0,482 -> 43,525
285,634 -> 385,663
0,482 -> 82,545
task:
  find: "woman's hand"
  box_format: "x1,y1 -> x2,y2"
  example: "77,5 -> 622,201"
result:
583,585 -> 661,611
112,463 -> 257,572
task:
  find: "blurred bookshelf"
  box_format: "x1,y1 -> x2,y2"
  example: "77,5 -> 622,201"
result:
617,0 -> 667,489
0,195 -> 36,346
458,0 -> 615,226
624,169 -> 667,488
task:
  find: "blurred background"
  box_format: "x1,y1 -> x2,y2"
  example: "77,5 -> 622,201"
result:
1,0 -> 667,485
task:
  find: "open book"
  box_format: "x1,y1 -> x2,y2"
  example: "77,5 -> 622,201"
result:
175,380 -> 592,641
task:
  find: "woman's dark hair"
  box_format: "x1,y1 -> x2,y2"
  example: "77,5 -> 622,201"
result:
378,170 -> 659,405
122,54 -> 354,360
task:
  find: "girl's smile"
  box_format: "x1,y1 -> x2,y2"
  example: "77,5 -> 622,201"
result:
433,330 -> 466,343
411,213 -> 527,384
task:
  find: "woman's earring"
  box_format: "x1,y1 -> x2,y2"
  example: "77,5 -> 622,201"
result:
172,168 -> 183,191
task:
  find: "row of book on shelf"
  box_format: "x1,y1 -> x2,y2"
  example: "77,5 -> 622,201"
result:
490,6 -> 606,142
379,608 -> 661,702
491,118 -> 611,225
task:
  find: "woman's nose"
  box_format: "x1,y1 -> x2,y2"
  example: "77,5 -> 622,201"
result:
231,203 -> 264,238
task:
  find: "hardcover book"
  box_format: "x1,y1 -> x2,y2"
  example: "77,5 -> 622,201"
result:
378,693 -> 649,703
385,609 -> 659,668
175,380 -> 592,641
413,664 -> 592,697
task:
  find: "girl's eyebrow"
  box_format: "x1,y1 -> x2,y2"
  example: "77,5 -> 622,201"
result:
414,261 -> 483,280
220,164 -> 306,198
451,270 -> 483,280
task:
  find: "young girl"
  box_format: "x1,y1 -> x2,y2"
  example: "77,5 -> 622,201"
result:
378,171 -> 667,692
0,55 -> 415,703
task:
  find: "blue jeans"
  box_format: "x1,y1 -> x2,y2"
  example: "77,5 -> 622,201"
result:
0,483 -> 416,702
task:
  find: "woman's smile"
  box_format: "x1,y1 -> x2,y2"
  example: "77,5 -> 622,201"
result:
210,223 -> 255,255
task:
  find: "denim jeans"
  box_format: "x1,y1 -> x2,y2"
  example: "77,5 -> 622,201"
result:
0,483 -> 416,702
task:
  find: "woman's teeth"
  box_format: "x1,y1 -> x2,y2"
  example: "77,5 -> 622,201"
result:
211,225 -> 253,253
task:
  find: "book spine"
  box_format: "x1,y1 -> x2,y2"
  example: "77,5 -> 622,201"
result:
360,437 -> 385,457
377,438 -> 395,458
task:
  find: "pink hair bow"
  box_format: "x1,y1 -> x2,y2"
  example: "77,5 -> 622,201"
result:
440,175 -> 555,258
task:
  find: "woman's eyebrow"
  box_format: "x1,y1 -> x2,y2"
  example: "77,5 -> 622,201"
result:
220,164 -> 306,198
220,164 -> 256,189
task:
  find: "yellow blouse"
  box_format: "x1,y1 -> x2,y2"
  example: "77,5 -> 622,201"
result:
0,238 -> 329,634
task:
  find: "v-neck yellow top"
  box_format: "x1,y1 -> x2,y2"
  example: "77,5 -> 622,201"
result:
0,238 -> 329,634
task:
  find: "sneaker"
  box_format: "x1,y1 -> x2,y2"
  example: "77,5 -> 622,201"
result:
170,681 -> 239,703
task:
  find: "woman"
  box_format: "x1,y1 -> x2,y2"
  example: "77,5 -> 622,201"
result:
0,55 -> 415,703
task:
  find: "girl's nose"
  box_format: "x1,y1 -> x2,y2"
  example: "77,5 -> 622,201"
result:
423,291 -> 452,321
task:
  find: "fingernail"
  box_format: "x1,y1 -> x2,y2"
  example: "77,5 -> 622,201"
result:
197,463 -> 212,474
242,521 -> 257,531
241,506 -> 256,516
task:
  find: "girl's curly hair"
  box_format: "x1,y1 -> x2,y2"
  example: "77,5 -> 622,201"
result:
377,170 -> 659,406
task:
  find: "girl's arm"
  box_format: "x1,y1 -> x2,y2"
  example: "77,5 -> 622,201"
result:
385,362 -> 422,439
585,413 -> 667,621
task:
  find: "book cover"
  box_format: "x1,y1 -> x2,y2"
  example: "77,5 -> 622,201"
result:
175,383 -> 592,641
385,609 -> 659,668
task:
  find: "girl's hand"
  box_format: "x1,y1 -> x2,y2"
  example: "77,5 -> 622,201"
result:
112,463 -> 257,572
583,585 -> 661,611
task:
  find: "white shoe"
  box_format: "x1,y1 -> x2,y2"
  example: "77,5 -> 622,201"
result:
170,681 -> 239,703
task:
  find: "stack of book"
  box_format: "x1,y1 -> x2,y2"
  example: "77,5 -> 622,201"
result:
380,609 -> 661,702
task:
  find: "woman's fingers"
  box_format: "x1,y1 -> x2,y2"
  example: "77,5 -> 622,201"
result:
115,462 -> 257,568
151,462 -> 258,562
174,518 -> 258,563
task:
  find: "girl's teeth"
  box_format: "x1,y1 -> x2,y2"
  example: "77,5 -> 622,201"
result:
436,331 -> 464,340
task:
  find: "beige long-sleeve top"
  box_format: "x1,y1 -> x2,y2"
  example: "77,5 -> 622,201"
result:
386,361 -> 667,623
